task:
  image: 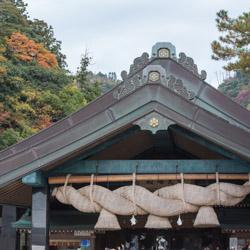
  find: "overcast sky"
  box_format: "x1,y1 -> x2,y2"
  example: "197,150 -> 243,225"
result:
25,0 -> 248,87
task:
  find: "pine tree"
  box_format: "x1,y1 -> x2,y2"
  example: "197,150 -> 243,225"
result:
211,10 -> 250,75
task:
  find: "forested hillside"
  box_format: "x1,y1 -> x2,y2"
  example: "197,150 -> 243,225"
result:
218,73 -> 249,109
0,0 -> 118,150
89,72 -> 120,93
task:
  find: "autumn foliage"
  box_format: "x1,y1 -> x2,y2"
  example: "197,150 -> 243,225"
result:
0,103 -> 11,127
8,32 -> 58,69
0,0 -> 102,149
235,89 -> 250,107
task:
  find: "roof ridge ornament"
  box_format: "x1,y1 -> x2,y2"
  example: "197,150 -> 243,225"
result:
113,65 -> 195,100
129,52 -> 150,75
113,74 -> 145,100
165,75 -> 195,100
113,43 -> 205,100
151,42 -> 207,80
151,42 -> 176,59
178,52 -> 207,80
121,52 -> 151,80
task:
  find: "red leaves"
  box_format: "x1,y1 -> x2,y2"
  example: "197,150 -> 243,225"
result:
8,32 -> 58,69
0,103 -> 14,127
235,89 -> 250,105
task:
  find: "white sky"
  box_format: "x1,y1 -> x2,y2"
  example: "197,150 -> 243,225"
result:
25,0 -> 248,88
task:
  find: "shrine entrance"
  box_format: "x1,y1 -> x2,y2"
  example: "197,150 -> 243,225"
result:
95,228 -> 228,250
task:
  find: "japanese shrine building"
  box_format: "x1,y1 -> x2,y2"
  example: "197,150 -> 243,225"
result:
0,42 -> 249,250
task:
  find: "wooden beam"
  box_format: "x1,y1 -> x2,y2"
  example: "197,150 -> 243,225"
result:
22,170 -> 45,187
48,173 -> 250,184
47,160 -> 250,177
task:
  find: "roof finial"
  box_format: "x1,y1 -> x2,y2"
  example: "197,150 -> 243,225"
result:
151,42 -> 176,59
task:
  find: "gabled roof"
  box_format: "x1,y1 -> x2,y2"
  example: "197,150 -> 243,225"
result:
0,42 -> 249,191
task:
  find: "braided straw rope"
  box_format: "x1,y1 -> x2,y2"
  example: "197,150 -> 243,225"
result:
52,173 -> 250,230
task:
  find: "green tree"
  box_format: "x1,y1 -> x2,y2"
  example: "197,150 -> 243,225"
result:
58,85 -> 87,115
28,19 -> 67,68
0,128 -> 21,150
0,1 -> 28,37
75,51 -> 101,103
40,85 -> 87,121
8,0 -> 28,16
211,10 -> 250,75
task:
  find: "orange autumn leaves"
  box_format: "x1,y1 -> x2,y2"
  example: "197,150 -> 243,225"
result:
8,32 -> 58,69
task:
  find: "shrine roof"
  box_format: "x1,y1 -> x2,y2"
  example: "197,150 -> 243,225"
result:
0,42 -> 249,196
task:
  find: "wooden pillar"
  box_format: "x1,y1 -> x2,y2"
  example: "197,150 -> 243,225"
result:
0,205 -> 17,250
90,235 -> 95,250
31,183 -> 49,250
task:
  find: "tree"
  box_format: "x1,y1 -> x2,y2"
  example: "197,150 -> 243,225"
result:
0,1 -> 67,68
0,0 -> 74,150
28,19 -> 67,68
8,32 -> 58,69
218,73 -> 250,109
0,37 -> 8,83
8,0 -> 28,16
58,85 -> 87,115
90,71 -> 119,94
0,103 -> 12,127
0,1 -> 28,37
40,85 -> 87,121
0,128 -> 21,150
211,10 -> 250,75
75,51 -> 101,103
